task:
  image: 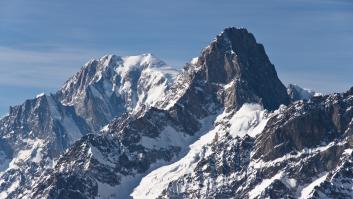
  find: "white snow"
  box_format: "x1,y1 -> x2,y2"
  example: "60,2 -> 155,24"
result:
286,178 -> 297,188
0,178 -> 20,199
140,126 -> 190,149
113,53 -> 179,112
248,171 -> 284,199
132,104 -> 269,199
288,84 -> 322,100
190,57 -> 199,65
36,93 -> 45,98
32,147 -> 43,163
60,53 -> 178,115
100,124 -> 110,133
299,172 -> 328,199
131,122 -> 220,198
96,113 -> 218,199
135,66 -> 178,110
343,148 -> 353,155
131,113 -> 222,198
229,104 -> 269,138
8,138 -> 45,169
117,53 -> 164,79
223,79 -> 236,90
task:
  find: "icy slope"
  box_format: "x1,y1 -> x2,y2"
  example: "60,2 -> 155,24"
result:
131,104 -> 270,199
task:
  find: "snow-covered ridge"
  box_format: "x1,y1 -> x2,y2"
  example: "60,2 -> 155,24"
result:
59,53 -> 179,112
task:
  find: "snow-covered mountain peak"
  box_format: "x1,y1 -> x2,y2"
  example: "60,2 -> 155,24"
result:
99,54 -> 122,66
59,53 -> 173,102
116,53 -> 177,89
121,53 -> 166,68
56,53 -> 179,130
287,84 -> 322,101
179,27 -> 290,111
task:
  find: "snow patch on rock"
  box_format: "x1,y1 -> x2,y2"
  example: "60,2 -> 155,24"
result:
299,172 -> 328,199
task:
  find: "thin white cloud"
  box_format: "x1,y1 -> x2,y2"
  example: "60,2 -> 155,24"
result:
0,46 -> 102,66
0,46 -> 108,88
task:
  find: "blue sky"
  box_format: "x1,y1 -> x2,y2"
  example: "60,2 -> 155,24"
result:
0,0 -> 352,115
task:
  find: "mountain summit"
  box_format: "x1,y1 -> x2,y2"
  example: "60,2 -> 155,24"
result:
194,27 -> 289,110
57,53 -> 178,130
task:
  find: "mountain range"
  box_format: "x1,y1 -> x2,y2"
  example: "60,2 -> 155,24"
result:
0,27 -> 352,199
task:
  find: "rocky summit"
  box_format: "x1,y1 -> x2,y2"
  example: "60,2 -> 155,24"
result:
0,27 -> 352,199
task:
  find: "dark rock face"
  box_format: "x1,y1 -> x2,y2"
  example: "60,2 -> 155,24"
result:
0,94 -> 93,198
0,94 -> 91,154
197,27 -> 289,110
255,93 -> 353,161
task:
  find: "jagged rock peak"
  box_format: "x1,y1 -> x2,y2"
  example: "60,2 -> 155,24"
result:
197,27 -> 272,83
192,27 -> 290,110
